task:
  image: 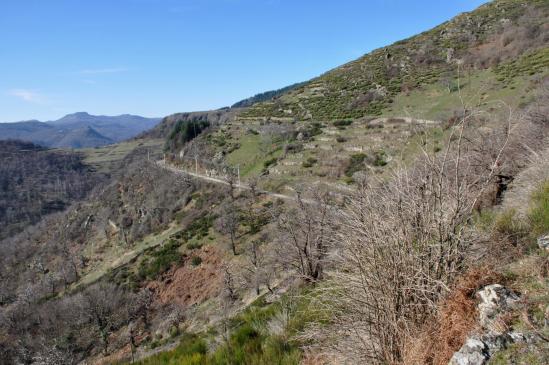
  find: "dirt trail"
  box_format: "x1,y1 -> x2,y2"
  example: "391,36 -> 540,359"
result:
156,160 -> 301,202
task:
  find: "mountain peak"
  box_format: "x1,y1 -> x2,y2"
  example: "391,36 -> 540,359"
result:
69,111 -> 91,117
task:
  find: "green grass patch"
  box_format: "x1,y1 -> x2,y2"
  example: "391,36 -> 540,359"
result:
132,290 -> 326,365
226,134 -> 283,178
302,157 -> 318,168
138,239 -> 182,280
528,180 -> 549,237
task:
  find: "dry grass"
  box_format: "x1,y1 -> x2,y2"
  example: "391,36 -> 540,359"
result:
402,267 -> 501,365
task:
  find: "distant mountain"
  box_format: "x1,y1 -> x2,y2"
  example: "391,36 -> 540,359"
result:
55,126 -> 114,148
0,112 -> 161,148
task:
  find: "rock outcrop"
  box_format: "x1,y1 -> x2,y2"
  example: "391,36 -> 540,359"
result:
449,284 -> 525,365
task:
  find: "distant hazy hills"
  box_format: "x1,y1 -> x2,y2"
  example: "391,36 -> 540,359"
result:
0,112 -> 161,148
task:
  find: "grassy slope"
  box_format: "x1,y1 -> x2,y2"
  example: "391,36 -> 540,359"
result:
129,292 -> 320,365
188,0 -> 548,193
387,49 -> 548,120
81,138 -> 164,173
240,0 -> 547,121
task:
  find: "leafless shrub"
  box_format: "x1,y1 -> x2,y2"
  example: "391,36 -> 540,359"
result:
242,240 -> 276,295
301,111 -> 511,363
463,8 -> 549,69
216,201 -> 240,255
77,282 -> 132,355
501,146 -> 549,219
500,87 -> 549,217
274,189 -> 334,282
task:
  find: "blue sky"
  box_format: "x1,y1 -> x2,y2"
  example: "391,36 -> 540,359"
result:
0,0 -> 486,122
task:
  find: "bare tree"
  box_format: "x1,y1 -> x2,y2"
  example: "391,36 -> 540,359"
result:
216,201 -> 240,255
78,283 -> 131,356
222,264 -> 237,303
132,288 -> 154,329
242,240 -> 275,295
274,189 -> 332,282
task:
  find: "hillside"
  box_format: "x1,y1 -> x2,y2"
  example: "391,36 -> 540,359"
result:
0,140 -> 105,240
0,112 -> 160,148
0,1 -> 548,365
138,109 -> 238,140
160,0 -> 548,197
230,81 -> 307,108
240,0 -> 548,121
55,126 -> 114,148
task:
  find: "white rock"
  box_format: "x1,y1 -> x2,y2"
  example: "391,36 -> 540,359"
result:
537,234 -> 549,251
449,338 -> 488,365
477,284 -> 519,333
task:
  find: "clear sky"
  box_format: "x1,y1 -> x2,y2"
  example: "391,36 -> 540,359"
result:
0,0 -> 487,122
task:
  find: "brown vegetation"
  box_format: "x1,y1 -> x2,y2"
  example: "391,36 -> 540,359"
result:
402,267 -> 501,365
297,90 -> 549,363
147,246 -> 224,308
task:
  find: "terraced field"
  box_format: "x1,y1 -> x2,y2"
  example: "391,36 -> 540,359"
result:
81,138 -> 164,173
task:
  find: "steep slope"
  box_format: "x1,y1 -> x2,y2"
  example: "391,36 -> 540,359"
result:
0,140 -> 105,240
231,81 -> 307,108
138,108 -> 237,140
240,0 -> 548,120
160,0 -> 548,197
0,120 -> 63,146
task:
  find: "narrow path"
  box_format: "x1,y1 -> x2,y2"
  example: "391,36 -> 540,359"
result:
155,160 -> 299,202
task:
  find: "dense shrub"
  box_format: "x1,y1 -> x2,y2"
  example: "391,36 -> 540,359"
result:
344,153 -> 366,177
168,119 -> 210,151
302,157 -> 318,168
333,120 -> 353,127
191,256 -> 202,266
368,150 -> 388,167
138,240 -> 182,280
182,213 -> 217,241
263,158 -> 278,169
